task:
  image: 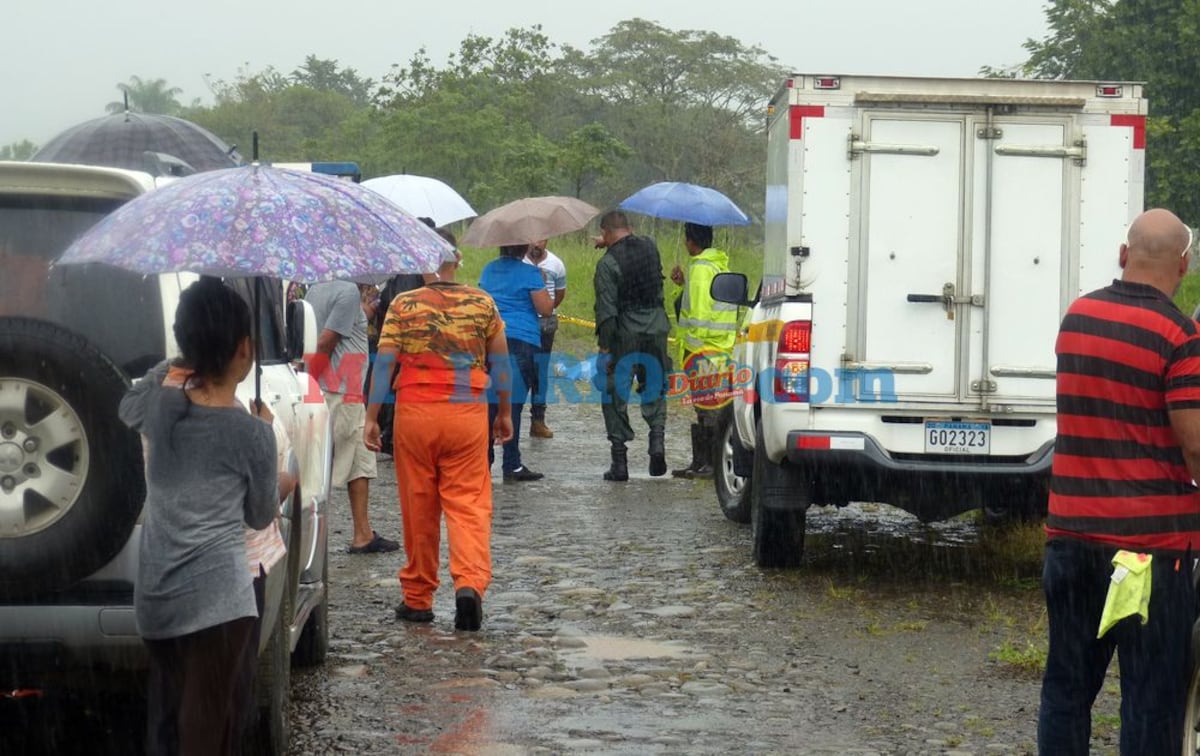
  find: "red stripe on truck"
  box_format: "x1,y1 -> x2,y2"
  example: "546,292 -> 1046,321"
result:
1111,114 -> 1146,150
790,105 -> 825,139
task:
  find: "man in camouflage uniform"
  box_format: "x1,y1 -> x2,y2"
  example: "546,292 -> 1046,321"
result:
592,210 -> 671,481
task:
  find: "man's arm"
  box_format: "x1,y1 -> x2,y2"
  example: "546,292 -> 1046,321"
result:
486,328 -> 513,444
364,343 -> 395,452
1171,409 -> 1200,483
316,328 -> 342,356
531,288 -> 554,317
594,256 -> 619,350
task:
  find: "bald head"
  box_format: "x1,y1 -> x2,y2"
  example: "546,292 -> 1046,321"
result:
1127,208 -> 1191,263
1120,208 -> 1192,295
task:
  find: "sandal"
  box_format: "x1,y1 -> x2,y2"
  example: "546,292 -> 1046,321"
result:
346,531 -> 399,554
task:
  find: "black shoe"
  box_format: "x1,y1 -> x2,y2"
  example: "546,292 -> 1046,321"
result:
347,531 -> 400,554
395,603 -> 434,623
503,466 -> 545,482
454,587 -> 483,631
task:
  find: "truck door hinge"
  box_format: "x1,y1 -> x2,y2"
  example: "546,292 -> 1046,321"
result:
972,379 -> 998,394
976,126 -> 1003,140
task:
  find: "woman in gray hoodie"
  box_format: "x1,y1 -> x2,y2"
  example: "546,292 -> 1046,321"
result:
119,277 -> 277,755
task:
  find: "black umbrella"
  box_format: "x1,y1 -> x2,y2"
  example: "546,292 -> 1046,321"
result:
31,112 -> 243,175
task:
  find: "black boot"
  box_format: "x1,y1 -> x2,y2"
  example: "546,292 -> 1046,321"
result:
672,424 -> 703,478
690,423 -> 714,479
648,429 -> 667,477
604,442 -> 629,481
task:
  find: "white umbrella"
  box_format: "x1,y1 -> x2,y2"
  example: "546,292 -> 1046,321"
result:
361,174 -> 477,227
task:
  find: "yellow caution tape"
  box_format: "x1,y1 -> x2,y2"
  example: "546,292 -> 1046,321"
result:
557,314 -> 678,346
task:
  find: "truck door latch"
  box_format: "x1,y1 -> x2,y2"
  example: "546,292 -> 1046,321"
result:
905,283 -> 984,320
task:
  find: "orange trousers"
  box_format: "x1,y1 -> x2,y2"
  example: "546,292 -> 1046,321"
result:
393,400 -> 492,611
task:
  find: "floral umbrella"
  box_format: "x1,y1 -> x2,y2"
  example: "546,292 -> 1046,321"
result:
57,163 -> 454,400
58,164 -> 452,281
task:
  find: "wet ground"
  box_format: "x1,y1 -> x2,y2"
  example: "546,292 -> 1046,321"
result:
287,397 -> 1122,756
5,395 -> 1126,755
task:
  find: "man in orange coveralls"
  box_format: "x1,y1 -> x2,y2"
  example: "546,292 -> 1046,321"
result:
364,245 -> 512,631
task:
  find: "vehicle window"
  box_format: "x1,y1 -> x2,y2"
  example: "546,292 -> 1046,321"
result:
225,277 -> 287,364
0,196 -> 165,377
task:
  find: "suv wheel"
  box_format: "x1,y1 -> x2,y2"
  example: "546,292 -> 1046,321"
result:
713,406 -> 751,523
750,422 -> 808,568
0,318 -> 144,595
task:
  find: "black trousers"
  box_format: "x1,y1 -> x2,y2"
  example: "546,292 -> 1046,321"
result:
144,573 -> 264,756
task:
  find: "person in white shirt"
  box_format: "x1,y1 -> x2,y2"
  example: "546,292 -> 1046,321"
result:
525,240 -> 567,439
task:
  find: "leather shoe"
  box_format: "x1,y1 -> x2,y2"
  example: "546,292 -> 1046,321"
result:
503,466 -> 545,482
454,587 -> 483,631
395,603 -> 434,623
529,419 -> 554,438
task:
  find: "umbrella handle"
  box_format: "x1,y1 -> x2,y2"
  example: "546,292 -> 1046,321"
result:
254,277 -> 263,407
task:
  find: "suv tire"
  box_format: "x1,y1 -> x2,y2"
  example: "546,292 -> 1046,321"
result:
713,406 -> 752,523
0,318 -> 144,595
750,422 -> 808,568
293,549 -> 329,667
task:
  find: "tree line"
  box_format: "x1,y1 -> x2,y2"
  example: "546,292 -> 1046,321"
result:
20,19 -> 784,221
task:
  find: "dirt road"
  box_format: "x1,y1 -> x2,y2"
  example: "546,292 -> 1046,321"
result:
288,398 -> 1120,755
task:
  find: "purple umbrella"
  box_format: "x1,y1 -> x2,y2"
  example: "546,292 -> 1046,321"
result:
58,163 -> 454,400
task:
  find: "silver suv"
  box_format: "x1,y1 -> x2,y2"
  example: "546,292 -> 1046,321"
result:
0,161 -> 332,754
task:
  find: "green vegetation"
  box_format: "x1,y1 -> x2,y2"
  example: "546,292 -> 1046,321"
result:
1175,272 -> 1200,317
989,639 -> 1048,677
456,232 -> 763,357
997,0 -> 1200,225
68,20 -> 782,223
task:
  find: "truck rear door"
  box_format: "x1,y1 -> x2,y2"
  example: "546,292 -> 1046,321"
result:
851,111 -> 1078,408
967,117 -> 1079,407
852,114 -> 968,402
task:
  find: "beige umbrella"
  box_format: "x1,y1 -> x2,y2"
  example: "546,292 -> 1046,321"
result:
461,196 -> 600,247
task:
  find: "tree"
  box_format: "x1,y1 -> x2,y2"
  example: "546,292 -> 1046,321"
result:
106,76 -> 184,115
1005,0 -> 1200,221
186,65 -> 361,162
291,56 -> 375,107
558,123 -> 632,198
0,140 -> 38,160
563,18 -> 785,216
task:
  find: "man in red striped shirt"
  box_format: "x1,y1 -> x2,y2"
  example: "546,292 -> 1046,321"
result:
1039,208 -> 1200,755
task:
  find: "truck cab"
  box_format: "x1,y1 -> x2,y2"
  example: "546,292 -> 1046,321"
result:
715,73 -> 1147,567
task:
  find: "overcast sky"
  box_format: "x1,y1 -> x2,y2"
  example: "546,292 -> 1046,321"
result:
3,0 -> 1048,148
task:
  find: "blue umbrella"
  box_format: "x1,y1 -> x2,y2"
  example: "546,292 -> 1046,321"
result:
618,181 -> 751,226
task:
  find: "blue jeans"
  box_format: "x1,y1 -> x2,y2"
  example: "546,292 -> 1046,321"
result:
1038,537 -> 1196,755
488,338 -> 538,473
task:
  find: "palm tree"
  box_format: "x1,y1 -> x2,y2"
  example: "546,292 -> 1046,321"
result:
105,76 -> 184,115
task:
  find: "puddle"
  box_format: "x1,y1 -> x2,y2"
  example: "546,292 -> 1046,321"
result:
561,634 -> 693,662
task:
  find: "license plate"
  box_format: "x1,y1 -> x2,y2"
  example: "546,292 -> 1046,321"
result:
924,420 -> 991,455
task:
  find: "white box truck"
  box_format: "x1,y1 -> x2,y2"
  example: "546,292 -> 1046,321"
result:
711,73 -> 1147,567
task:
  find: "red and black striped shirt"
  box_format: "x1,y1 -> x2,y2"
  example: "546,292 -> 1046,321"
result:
1047,279 -> 1200,553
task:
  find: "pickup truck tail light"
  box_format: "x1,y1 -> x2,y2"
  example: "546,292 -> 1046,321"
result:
774,320 -> 812,402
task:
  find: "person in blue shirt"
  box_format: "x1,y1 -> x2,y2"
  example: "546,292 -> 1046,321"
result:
479,244 -> 554,480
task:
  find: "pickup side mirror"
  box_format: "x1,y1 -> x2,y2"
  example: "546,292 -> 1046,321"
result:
711,272 -> 751,307
287,299 -> 320,365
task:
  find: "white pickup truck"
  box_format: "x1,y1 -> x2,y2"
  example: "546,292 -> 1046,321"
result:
0,160 -> 332,753
712,73 -> 1147,568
